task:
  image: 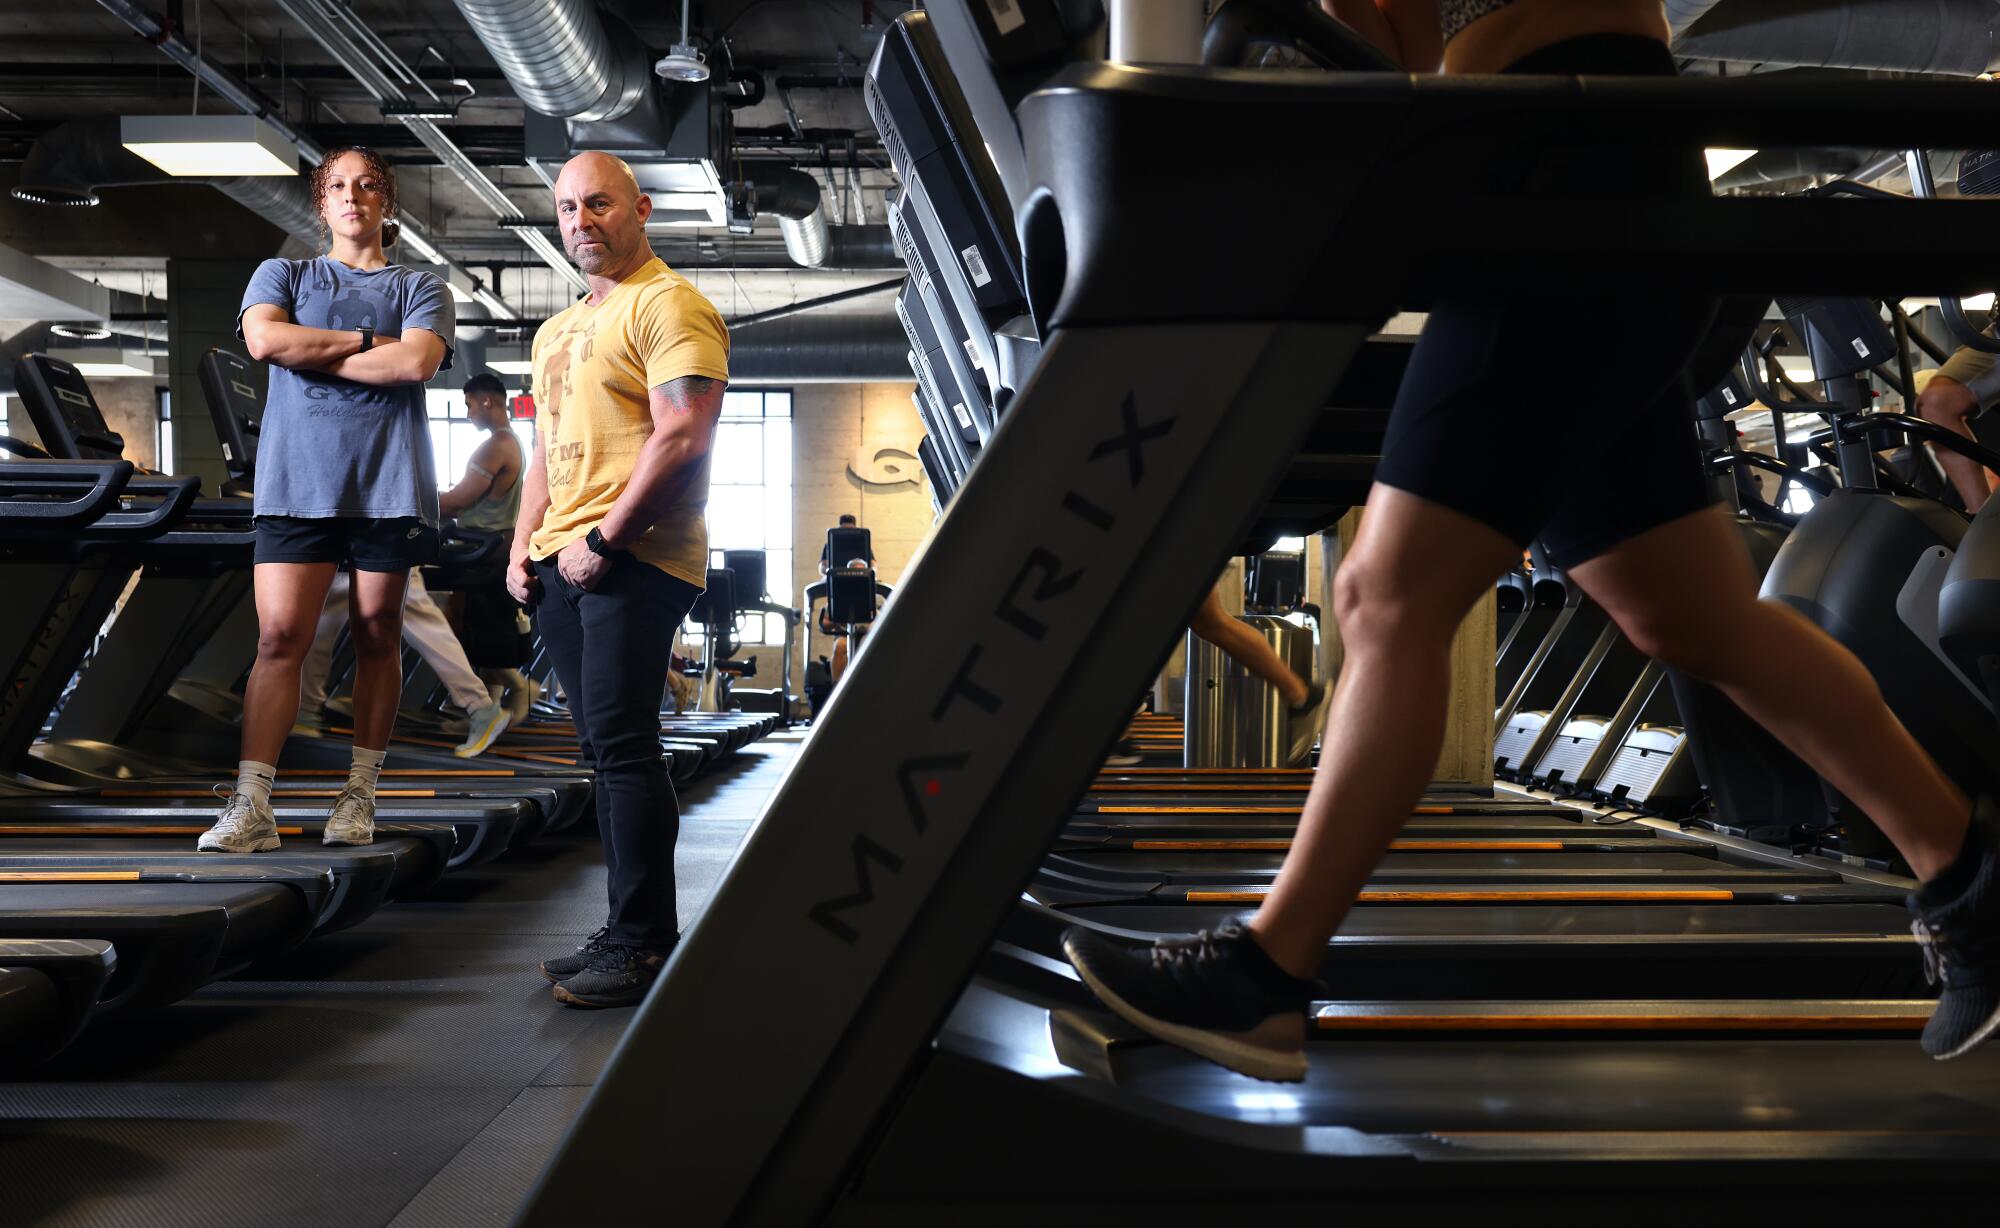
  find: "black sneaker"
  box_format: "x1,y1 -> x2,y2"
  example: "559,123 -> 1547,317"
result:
1909,810 -> 2000,1060
539,926 -> 612,984
1061,919 -> 1314,1082
550,942 -> 671,1009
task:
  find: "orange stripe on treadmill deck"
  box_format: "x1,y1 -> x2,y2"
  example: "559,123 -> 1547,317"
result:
1184,889 -> 1737,904
1315,1013 -> 1926,1033
0,825 -> 310,836
104,788 -> 436,799
1130,839 -> 1565,852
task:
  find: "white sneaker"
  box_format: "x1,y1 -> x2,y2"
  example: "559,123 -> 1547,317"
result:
454,701 -> 511,758
199,791 -> 281,853
323,785 -> 375,846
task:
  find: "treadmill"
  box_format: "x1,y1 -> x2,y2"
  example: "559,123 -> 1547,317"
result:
0,352 -> 562,865
514,8 -> 2000,1219
0,939 -> 116,1069
0,455 -> 329,1013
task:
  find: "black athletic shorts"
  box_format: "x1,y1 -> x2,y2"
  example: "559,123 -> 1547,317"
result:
253,515 -> 439,572
1370,35 -> 1719,571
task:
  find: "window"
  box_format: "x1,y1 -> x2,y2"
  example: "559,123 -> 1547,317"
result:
156,387 -> 172,474
691,389 -> 793,647
424,388 -> 536,494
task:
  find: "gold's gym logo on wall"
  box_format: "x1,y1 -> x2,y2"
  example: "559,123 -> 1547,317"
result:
847,444 -> 922,488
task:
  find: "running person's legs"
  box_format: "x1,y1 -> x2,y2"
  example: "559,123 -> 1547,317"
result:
1189,588 -> 1309,709
1066,28 -> 1998,1074
1188,586 -> 1325,764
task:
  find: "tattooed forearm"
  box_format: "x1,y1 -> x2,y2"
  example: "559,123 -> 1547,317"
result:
657,375 -> 724,414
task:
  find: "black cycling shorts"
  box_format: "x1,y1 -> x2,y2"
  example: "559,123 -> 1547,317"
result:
1370,34 -> 1719,570
253,515 -> 439,572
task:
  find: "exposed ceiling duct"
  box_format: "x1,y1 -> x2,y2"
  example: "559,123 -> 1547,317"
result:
1675,0 -> 2000,74
728,313 -> 911,383
743,166 -> 831,268
1712,147 -> 1875,190
451,0 -> 651,122
1667,0 -> 1728,37
12,116 -> 323,248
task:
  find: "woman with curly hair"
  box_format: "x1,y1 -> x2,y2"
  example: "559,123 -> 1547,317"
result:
199,145 -> 455,854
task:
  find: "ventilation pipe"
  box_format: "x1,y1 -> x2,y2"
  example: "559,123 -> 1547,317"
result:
1712,148 -> 1875,190
1666,0 -> 1727,38
741,166 -> 830,268
728,313 -> 909,383
12,116 -> 323,247
1674,0 -> 2000,75
451,0 -> 651,121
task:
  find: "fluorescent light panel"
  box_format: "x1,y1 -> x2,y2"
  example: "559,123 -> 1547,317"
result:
398,227 -> 446,265
121,115 -> 299,177
1704,148 -> 1758,180
486,360 -> 534,375
73,361 -> 157,377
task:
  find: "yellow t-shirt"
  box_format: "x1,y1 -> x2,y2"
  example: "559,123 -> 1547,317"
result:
527,257 -> 729,585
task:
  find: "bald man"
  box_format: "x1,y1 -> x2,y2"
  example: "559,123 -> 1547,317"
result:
509,152 -> 731,1008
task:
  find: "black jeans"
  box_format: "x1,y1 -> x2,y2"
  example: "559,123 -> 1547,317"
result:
533,554 -> 700,949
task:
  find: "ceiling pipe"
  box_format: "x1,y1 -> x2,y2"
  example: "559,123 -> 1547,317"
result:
727,313 -> 913,384
1666,0 -> 1728,38
724,278 -> 903,329
92,0 -> 517,315
741,166 -> 830,268
1675,0 -> 2000,74
451,0 -> 651,121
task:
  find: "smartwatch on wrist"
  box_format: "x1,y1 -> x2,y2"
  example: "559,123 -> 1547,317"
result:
356,325 -> 375,352
585,526 -> 617,557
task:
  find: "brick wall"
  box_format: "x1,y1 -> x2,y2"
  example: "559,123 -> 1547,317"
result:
713,381 -> 933,688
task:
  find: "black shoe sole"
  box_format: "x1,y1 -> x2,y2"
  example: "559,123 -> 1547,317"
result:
1934,997 -> 2000,1060
551,982 -> 647,1009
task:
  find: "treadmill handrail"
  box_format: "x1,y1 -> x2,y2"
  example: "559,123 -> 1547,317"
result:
0,459 -> 134,527
1202,0 -> 1402,70
78,474 -> 201,541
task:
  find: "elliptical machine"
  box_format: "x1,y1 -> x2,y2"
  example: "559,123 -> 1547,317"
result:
1751,294 -> 2000,862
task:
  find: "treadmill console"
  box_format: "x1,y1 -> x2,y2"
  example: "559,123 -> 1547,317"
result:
11,354 -> 127,462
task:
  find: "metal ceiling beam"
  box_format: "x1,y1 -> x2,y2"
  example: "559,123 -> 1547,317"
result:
272,0 -> 586,297
92,0 -> 520,316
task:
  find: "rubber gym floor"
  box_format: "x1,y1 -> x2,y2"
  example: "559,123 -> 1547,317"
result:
0,739 -> 797,1228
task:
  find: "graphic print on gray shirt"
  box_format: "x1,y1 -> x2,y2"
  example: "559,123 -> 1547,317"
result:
237,256 -> 455,522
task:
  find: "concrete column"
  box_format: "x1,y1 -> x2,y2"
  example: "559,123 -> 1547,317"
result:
1108,0 -> 1207,65
167,258 -> 267,496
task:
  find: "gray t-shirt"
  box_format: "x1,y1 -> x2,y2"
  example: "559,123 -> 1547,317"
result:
237,256 -> 454,522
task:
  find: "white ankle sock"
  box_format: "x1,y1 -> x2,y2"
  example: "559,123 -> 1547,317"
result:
347,746 -> 387,798
235,760 -> 277,808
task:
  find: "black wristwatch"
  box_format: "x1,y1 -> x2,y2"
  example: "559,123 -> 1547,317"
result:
585,526 -> 618,557
356,325 -> 375,352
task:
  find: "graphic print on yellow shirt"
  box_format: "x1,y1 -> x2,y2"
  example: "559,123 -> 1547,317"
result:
528,257 -> 729,586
